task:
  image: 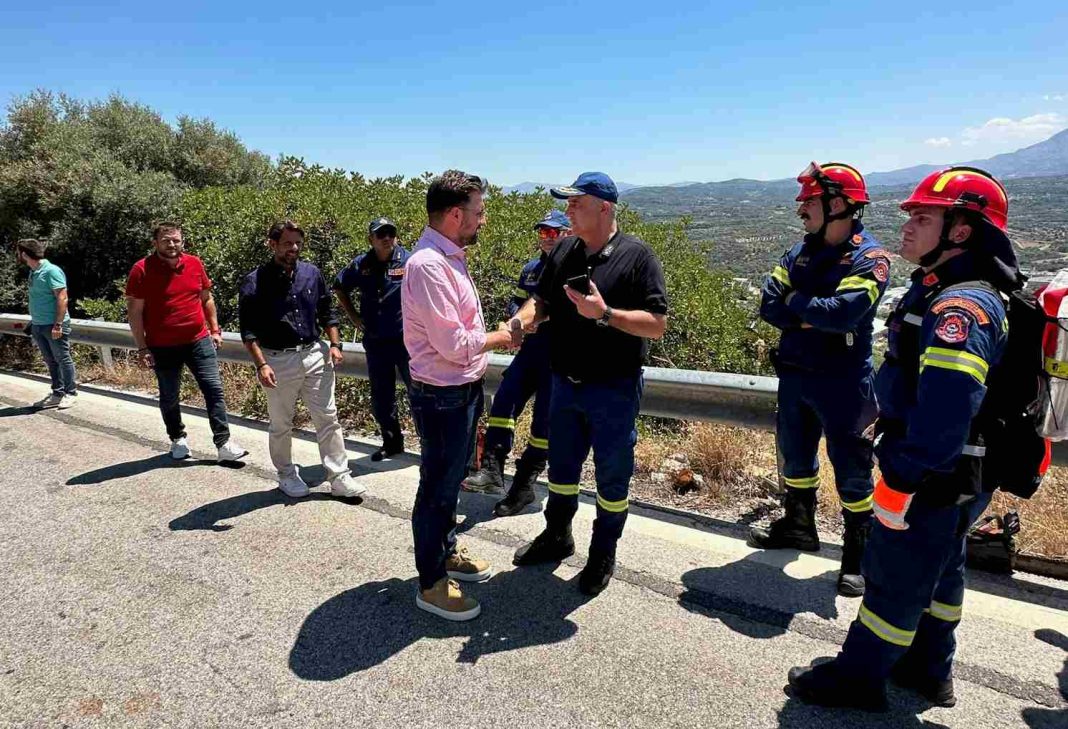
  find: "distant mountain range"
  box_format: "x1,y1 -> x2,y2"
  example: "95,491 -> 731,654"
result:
501,181 -> 642,195
502,128 -> 1068,197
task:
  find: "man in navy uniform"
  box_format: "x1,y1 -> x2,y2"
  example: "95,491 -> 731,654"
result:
463,209 -> 571,519
334,217 -> 411,461
753,162 -> 890,597
509,172 -> 669,596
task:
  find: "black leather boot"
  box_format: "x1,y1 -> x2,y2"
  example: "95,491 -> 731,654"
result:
838,510 -> 872,597
748,488 -> 820,551
788,660 -> 888,712
494,448 -> 546,517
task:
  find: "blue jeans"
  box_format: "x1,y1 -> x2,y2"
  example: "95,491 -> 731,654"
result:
150,336 -> 231,447
408,379 -> 484,590
364,337 -> 412,447
31,323 -> 77,395
544,372 -> 643,554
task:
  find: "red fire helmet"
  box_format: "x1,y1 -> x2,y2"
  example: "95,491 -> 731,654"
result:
900,166 -> 1008,231
795,162 -> 870,205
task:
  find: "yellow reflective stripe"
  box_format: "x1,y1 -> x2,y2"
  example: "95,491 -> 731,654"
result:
513,287 -> 530,299
1045,356 -> 1068,380
487,417 -> 516,430
548,482 -> 579,496
784,475 -> 820,489
927,600 -> 963,622
859,604 -> 916,647
528,436 -> 549,450
771,265 -> 791,287
841,495 -> 874,513
919,346 -> 989,384
836,275 -> 879,304
596,493 -> 629,513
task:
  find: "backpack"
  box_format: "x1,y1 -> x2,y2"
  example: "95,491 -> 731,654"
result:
966,282 -> 1055,499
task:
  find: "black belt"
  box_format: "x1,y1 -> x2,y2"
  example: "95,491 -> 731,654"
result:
410,378 -> 484,394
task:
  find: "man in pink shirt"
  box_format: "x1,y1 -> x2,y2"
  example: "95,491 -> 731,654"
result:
402,170 -> 517,621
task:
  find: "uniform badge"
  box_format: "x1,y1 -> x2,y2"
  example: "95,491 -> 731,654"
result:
852,234 -> 863,244
934,311 -> 971,344
923,273 -> 939,287
872,260 -> 889,283
388,268 -> 405,277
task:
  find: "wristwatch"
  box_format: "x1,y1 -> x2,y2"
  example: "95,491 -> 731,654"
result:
596,306 -> 614,328
329,342 -> 343,351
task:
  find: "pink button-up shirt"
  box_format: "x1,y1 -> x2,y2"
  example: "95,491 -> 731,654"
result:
401,226 -> 488,386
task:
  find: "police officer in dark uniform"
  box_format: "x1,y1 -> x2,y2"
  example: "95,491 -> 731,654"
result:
788,167 -> 1024,711
509,172 -> 669,596
334,217 -> 411,461
753,162 -> 890,597
462,210 -> 571,519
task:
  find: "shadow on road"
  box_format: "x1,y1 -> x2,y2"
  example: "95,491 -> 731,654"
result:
168,486 -> 362,532
678,551 -> 839,638
66,453 -> 235,485
0,405 -> 40,417
1022,628 -> 1068,728
778,689 -> 950,728
453,488 -> 543,537
289,566 -> 589,680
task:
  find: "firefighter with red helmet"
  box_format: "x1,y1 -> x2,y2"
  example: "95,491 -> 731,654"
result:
754,162 -> 890,597
788,167 -> 1025,711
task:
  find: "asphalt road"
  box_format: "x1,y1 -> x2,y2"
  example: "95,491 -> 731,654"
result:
0,371 -> 1065,728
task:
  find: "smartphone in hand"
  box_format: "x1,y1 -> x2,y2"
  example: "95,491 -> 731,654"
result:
565,274 -> 591,296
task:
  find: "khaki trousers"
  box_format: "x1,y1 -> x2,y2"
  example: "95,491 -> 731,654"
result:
262,342 -> 348,480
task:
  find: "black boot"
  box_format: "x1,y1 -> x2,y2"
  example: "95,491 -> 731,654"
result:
371,438 -> 404,462
890,659 -> 956,707
578,548 -> 616,596
748,489 -> 820,551
494,449 -> 546,517
787,659 -> 888,712
462,448 -> 506,494
513,524 -> 575,566
838,511 -> 872,597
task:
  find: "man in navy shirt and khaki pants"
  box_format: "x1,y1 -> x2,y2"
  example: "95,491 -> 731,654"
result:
238,220 -> 364,500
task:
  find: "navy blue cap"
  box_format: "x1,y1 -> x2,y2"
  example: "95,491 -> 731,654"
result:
550,172 -> 618,204
533,209 -> 572,230
368,217 -> 397,236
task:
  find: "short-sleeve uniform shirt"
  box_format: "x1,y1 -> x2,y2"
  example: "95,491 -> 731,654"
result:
536,231 -> 668,382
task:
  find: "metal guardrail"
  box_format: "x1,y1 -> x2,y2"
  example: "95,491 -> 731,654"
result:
7,313 -> 1068,464
0,314 -> 780,429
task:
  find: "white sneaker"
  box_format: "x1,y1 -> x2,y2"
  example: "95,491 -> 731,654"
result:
170,437 -> 191,460
57,395 -> 76,410
34,393 -> 63,409
279,470 -> 310,498
330,472 -> 367,498
217,441 -> 248,462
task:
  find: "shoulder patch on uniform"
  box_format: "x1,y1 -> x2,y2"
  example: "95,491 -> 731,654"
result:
931,297 -> 990,325
872,260 -> 889,282
934,310 -> 972,344
388,268 -> 405,276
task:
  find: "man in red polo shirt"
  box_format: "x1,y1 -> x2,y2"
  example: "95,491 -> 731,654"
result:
126,222 -> 247,462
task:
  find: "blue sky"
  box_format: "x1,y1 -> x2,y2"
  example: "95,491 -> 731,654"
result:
2,1 -> 1067,185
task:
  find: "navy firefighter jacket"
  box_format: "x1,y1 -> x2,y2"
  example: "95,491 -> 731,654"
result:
508,254 -> 549,338
334,244 -> 410,340
874,252 -> 1007,493
760,222 -> 890,374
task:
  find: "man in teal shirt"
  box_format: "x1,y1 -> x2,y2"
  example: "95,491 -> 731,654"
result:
17,239 -> 78,408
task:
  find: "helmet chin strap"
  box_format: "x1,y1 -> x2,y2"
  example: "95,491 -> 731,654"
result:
918,214 -> 963,268
815,193 -> 855,241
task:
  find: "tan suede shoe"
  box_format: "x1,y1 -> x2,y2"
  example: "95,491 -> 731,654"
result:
415,578 -> 481,621
446,545 -> 493,582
